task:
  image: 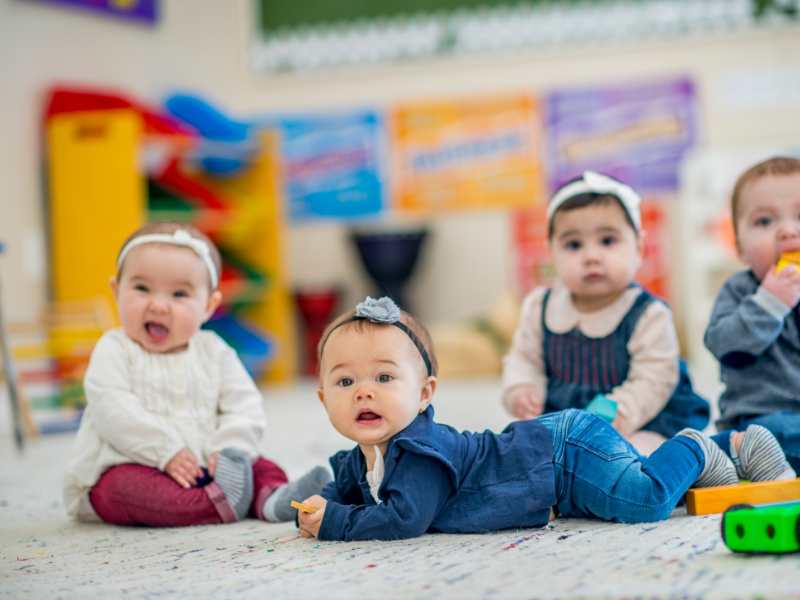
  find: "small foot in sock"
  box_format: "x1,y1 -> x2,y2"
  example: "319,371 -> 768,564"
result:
734,425 -> 796,482
214,448 -> 254,520
263,466 -> 332,522
678,428 -> 738,488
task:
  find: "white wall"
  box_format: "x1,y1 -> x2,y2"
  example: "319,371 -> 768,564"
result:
2,0 -> 800,327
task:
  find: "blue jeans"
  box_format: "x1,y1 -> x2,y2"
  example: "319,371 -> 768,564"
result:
711,411 -> 800,473
537,409 -> 704,523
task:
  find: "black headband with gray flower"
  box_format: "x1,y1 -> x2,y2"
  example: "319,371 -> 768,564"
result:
319,296 -> 434,377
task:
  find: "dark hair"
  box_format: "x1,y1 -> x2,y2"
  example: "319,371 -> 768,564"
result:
731,156 -> 800,239
116,221 -> 222,289
547,193 -> 638,239
318,308 -> 438,377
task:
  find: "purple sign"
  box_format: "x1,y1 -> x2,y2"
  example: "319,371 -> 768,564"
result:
545,76 -> 697,193
28,0 -> 158,25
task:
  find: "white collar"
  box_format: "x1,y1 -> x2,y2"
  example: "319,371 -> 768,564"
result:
365,446 -> 384,505
545,284 -> 641,338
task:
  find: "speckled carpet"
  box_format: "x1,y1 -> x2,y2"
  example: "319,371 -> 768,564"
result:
2,380 -> 799,599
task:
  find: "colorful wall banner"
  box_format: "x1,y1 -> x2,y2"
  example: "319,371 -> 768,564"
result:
28,0 -> 159,24
390,95 -> 545,213
637,200 -> 671,301
273,111 -> 386,222
545,76 -> 697,193
512,204 -> 553,295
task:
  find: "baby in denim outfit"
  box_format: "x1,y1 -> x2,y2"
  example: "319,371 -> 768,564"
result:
296,297 -> 792,541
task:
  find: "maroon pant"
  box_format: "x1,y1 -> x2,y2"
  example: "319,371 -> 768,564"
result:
89,458 -> 288,527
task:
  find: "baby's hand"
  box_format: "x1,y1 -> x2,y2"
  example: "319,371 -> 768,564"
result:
297,495 -> 327,539
507,384 -> 543,420
761,264 -> 800,309
165,448 -> 203,488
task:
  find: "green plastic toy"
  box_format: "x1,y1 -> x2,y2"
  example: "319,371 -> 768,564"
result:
721,501 -> 800,554
585,394 -> 617,423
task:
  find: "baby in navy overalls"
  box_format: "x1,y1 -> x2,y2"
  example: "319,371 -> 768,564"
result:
295,297 -> 792,541
503,171 -> 708,455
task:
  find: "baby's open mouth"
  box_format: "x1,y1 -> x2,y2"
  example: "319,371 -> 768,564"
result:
145,321 -> 170,342
357,410 -> 381,422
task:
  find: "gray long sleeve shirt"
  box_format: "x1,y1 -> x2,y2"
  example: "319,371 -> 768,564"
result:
704,270 -> 800,428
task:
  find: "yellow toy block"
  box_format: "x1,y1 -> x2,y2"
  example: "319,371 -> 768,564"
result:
290,500 -> 318,513
777,251 -> 800,273
686,478 -> 800,516
48,109 -> 146,312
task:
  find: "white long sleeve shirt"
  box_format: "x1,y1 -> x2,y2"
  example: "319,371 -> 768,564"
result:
501,285 -> 679,435
63,329 -> 265,520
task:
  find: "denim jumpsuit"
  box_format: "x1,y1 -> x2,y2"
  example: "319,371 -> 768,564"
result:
318,406 -> 707,541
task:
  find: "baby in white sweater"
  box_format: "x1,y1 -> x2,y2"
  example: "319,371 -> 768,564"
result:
64,222 -> 329,526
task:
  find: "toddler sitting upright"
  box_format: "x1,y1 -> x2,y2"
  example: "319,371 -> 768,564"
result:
502,172 -> 708,454
64,222 -> 330,526
705,156 -> 800,478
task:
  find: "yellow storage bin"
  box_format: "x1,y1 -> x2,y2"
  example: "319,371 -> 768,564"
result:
48,109 -> 146,313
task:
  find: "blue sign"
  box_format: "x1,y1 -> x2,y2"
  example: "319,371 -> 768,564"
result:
269,110 -> 386,222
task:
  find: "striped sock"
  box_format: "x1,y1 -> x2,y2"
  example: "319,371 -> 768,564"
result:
737,425 -> 797,482
214,448 -> 254,521
678,428 -> 738,488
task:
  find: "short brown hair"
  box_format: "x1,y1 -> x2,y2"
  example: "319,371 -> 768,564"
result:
116,221 -> 222,289
731,156 -> 800,239
317,307 -> 438,377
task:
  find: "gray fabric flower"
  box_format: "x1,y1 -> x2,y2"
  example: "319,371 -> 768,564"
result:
355,296 -> 401,323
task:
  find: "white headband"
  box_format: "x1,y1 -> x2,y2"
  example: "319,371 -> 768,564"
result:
548,171 -> 641,232
116,229 -> 219,288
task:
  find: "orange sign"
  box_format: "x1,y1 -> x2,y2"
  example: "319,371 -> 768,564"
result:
390,95 -> 545,213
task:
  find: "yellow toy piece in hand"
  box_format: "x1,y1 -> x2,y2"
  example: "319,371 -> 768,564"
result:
776,251 -> 800,273
290,500 -> 319,513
